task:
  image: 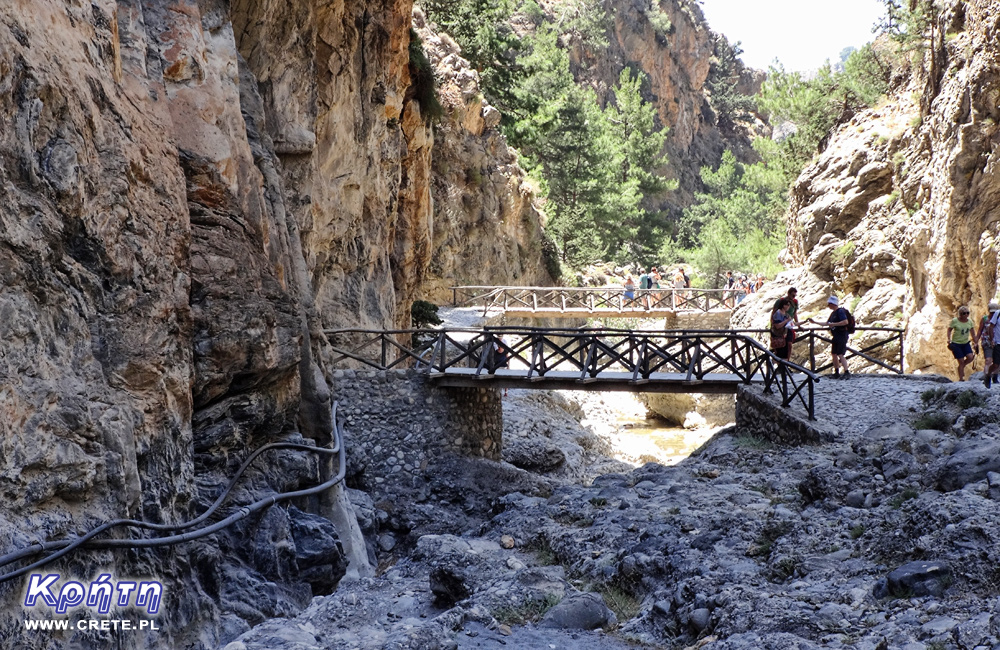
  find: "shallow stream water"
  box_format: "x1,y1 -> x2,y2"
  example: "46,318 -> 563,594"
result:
611,416 -> 717,465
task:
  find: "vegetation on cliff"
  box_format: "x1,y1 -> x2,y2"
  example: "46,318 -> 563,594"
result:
423,0 -> 934,282
423,0 -> 676,267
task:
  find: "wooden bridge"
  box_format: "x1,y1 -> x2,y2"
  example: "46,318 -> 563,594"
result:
324,327 -> 904,421
450,285 -> 733,317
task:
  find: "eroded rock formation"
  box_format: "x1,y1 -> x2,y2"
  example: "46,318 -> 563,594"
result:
414,8 -> 556,301
0,0 -> 551,648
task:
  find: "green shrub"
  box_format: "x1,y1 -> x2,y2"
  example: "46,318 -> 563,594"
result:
890,487 -> 920,509
411,300 -> 442,328
408,30 -> 443,123
920,387 -> 945,405
956,389 -> 986,409
595,584 -> 641,623
466,167 -> 484,186
913,411 -> 951,431
850,524 -> 865,539
644,7 -> 672,36
492,593 -> 561,625
832,241 -> 856,264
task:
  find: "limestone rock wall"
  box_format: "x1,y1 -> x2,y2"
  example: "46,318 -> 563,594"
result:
0,0 -> 551,648
782,0 -> 1000,378
414,9 -> 555,301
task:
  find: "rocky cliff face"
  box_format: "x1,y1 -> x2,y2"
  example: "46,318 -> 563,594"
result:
555,0 -> 764,216
0,0 -> 550,648
415,8 -> 555,301
771,0 -> 1000,377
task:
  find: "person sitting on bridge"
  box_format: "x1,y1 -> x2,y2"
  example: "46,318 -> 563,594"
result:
947,305 -> 976,381
807,296 -> 852,379
770,298 -> 793,361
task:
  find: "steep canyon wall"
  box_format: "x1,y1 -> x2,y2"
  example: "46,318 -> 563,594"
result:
553,0 -> 763,216
0,0 -> 550,648
775,0 -> 1000,377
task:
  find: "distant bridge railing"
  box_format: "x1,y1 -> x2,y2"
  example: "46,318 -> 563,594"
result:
324,327 -> 821,419
449,285 -> 732,314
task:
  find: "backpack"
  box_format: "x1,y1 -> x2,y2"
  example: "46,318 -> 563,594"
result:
845,309 -> 856,334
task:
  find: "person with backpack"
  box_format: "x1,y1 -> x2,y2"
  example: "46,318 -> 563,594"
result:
947,305 -> 976,381
807,296 -> 853,379
723,271 -> 735,308
985,302 -> 1000,387
978,302 -> 999,386
638,269 -> 650,309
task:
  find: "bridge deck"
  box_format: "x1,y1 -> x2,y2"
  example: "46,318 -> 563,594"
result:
430,368 -> 774,393
501,308 -> 732,319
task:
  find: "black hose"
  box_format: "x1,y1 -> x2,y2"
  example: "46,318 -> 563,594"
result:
0,402 -> 347,584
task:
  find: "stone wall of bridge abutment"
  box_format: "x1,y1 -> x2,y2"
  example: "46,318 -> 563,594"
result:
328,368 -> 502,503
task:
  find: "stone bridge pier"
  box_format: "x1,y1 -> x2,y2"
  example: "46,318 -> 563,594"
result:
328,369 -> 502,498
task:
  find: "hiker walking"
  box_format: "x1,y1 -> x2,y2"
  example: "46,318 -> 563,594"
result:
947,305 -> 976,381
672,268 -> 685,309
807,296 -> 852,379
978,302 -> 999,386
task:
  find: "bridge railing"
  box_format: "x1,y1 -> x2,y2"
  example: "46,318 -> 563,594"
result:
450,285 -> 733,313
324,327 -> 821,419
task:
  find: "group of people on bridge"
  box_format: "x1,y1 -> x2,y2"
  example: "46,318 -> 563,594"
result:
723,270 -> 767,308
615,267 -> 770,310
770,287 -> 855,379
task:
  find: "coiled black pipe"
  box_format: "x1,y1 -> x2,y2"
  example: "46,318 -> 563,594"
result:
0,402 -> 347,584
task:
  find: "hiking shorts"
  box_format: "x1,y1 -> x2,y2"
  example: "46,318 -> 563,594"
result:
991,344 -> 1000,365
950,342 -> 973,359
831,333 -> 849,356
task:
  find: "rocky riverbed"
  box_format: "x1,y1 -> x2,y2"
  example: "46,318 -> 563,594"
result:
223,372 -> 1000,650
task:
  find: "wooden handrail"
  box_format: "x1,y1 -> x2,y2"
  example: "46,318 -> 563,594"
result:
325,327 -> 836,419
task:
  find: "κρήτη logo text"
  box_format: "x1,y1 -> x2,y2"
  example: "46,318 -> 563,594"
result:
24,574 -> 163,615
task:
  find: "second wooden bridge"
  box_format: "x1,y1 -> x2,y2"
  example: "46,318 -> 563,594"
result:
450,285 -> 733,317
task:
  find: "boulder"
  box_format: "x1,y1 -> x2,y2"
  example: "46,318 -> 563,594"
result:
540,592 -> 616,630
641,393 -> 735,428
879,561 -> 952,598
936,441 -> 1000,491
